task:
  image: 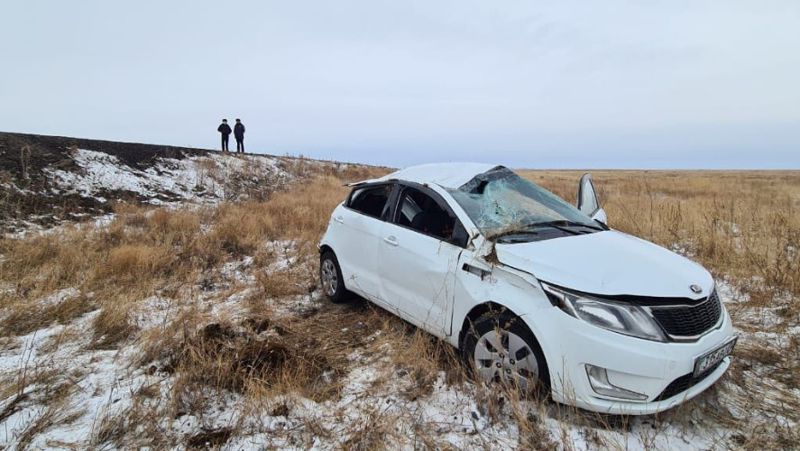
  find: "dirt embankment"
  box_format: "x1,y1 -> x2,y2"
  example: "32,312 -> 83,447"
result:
0,132 -> 359,233
0,132 -> 210,171
0,132 -> 213,229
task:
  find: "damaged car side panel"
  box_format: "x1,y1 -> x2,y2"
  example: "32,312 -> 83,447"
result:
377,219 -> 461,337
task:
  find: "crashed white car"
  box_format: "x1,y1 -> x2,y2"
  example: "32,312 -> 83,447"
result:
319,163 -> 735,415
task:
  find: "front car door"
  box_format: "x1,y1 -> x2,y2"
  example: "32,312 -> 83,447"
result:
377,184 -> 467,337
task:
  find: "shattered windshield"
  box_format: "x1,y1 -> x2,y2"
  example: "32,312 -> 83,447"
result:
447,167 -> 602,240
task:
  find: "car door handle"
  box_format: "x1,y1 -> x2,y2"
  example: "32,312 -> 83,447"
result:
333,215 -> 344,224
383,236 -> 399,246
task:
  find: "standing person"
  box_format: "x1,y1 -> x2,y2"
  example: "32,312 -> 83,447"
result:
234,118 -> 246,153
217,119 -> 232,152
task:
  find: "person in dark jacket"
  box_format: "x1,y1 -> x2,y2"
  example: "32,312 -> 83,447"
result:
217,119 -> 232,152
234,118 -> 245,153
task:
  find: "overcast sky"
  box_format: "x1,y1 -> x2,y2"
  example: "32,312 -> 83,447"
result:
1,1 -> 799,168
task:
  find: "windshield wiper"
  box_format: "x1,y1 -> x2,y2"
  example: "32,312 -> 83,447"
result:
528,219 -> 604,235
488,220 -> 604,241
528,219 -> 605,231
488,229 -> 540,241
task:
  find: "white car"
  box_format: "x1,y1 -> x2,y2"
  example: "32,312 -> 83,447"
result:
318,163 -> 736,415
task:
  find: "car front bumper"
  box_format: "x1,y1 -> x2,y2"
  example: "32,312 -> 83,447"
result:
528,307 -> 736,415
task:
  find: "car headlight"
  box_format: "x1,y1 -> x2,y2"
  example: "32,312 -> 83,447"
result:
541,282 -> 667,342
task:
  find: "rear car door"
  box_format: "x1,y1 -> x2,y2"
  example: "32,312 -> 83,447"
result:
334,183 -> 396,301
377,184 -> 468,337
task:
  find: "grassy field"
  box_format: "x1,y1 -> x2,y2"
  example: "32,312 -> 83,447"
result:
527,170 -> 800,292
0,168 -> 798,449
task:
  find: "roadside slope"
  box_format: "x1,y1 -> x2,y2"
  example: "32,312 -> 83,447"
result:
0,132 -> 369,233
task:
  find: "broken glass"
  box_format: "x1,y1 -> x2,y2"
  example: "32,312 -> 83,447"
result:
447,167 -> 602,240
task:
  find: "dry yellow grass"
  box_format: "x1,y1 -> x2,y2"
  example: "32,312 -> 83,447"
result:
522,170 -> 800,299
0,167 -> 798,449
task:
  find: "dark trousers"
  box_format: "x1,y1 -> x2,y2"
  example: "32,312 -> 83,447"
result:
236,137 -> 244,153
221,134 -> 230,151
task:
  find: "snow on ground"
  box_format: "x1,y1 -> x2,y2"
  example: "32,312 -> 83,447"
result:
2,212 -> 118,240
220,256 -> 256,285
133,296 -> 178,331
44,149 -> 294,205
263,240 -> 299,273
0,309 -> 153,449
36,288 -> 80,310
0,240 -> 796,449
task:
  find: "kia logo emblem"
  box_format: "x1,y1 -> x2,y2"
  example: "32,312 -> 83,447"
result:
690,284 -> 702,294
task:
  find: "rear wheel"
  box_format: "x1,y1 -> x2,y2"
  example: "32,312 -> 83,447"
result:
319,250 -> 348,303
462,310 -> 550,395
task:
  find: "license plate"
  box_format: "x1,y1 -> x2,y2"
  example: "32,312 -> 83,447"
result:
694,337 -> 737,377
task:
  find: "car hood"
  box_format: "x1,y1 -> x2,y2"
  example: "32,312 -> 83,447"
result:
494,230 -> 713,300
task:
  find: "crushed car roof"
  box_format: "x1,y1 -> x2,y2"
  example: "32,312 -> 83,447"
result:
353,162 -> 500,189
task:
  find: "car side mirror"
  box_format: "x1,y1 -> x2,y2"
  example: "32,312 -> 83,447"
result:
577,173 -> 608,226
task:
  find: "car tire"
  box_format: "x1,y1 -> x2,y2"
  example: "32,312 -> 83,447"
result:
462,309 -> 550,396
319,250 -> 349,303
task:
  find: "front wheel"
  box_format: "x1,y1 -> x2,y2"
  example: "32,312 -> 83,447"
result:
462,310 -> 550,395
319,250 -> 349,303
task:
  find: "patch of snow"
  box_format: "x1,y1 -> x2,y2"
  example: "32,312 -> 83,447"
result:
45,149 -> 293,206
133,296 -> 176,331
209,288 -> 256,319
0,180 -> 36,195
0,308 -> 159,449
40,287 -> 81,309
716,278 -> 748,304
166,389 -> 244,439
220,256 -> 255,285
263,240 -> 298,273
3,212 -> 118,240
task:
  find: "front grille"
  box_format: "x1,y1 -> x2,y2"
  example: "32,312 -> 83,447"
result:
654,360 -> 723,401
650,290 -> 722,339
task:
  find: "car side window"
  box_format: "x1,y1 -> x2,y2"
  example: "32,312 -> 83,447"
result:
396,187 -> 464,243
347,184 -> 392,219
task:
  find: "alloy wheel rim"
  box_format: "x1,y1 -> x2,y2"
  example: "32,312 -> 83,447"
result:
473,329 -> 538,391
320,259 -> 338,296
